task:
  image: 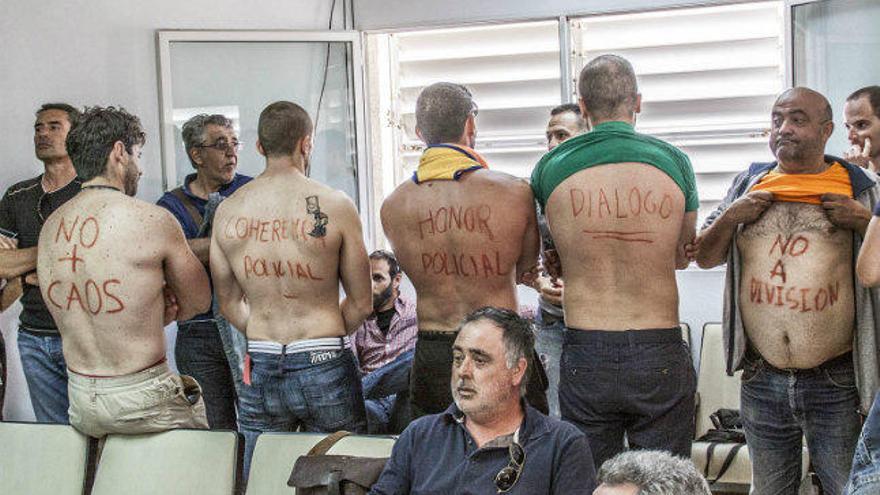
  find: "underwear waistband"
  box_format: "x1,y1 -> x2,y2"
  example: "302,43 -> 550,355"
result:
565,326 -> 682,344
746,346 -> 853,374
248,336 -> 350,355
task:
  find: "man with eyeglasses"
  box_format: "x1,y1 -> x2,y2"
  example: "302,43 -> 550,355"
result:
697,87 -> 880,494
0,103 -> 82,423
157,114 -> 252,430
381,82 -> 547,420
370,307 -> 596,495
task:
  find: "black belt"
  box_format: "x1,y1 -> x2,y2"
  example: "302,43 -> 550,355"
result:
565,327 -> 682,344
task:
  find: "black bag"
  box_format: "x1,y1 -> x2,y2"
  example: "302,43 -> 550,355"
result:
288,431 -> 389,495
696,408 -> 746,484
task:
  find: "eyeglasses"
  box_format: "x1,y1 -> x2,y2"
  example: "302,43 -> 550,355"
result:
196,139 -> 242,152
494,441 -> 525,493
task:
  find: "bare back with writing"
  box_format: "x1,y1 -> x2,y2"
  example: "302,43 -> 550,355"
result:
546,163 -> 695,330
382,170 -> 539,332
37,191 -> 210,375
211,174 -> 371,342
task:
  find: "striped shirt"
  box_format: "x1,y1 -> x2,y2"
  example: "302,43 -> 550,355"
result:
353,296 -> 418,375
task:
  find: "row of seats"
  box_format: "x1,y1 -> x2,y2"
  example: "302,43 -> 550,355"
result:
0,423 -> 395,495
0,323 -> 810,495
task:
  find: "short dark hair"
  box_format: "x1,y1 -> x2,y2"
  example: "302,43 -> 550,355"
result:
370,249 -> 401,278
181,114 -> 234,168
578,54 -> 639,121
258,101 -> 313,158
550,103 -> 581,117
66,106 -> 146,182
36,103 -> 81,129
847,86 -> 880,119
460,307 -> 535,395
415,82 -> 475,145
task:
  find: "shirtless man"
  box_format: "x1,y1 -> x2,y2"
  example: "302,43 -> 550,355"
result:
844,86 -> 880,172
530,55 -> 697,469
697,87 -> 880,495
381,82 -> 544,418
37,106 -> 211,438
210,101 -> 372,474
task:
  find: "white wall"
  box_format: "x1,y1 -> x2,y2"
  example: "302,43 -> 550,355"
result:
0,0 -> 339,421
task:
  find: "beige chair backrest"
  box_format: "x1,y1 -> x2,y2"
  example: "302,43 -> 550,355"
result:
696,323 -> 742,438
0,422 -> 94,495
680,322 -> 691,350
246,432 -> 396,495
91,429 -> 242,495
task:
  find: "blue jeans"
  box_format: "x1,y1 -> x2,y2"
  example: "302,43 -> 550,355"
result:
740,350 -> 861,495
535,313 -> 564,418
559,327 -> 695,470
175,320 -> 237,430
848,393 -> 880,494
17,329 -> 69,424
362,349 -> 414,433
238,348 -> 366,479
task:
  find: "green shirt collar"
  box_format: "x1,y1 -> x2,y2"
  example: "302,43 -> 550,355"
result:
591,120 -> 635,133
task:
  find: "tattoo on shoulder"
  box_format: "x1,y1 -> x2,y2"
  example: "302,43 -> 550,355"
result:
306,195 -> 329,238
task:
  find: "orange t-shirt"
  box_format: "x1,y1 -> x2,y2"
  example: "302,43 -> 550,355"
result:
750,162 -> 853,204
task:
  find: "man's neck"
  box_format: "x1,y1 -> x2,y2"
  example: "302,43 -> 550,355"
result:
41,158 -> 77,192
778,155 -> 828,174
82,176 -> 125,192
263,155 -> 306,177
464,400 -> 524,448
189,173 -> 227,199
589,115 -> 634,129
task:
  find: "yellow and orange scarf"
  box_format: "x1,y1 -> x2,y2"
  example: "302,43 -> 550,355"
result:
750,162 -> 853,204
412,144 -> 489,184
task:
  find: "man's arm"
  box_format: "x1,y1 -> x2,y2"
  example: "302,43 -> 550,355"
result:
337,198 -> 372,334
187,238 -> 211,265
368,425 -> 415,495
695,191 -> 773,269
210,205 -> 249,331
516,184 -> 541,285
159,210 -> 210,321
0,245 -> 36,279
857,215 -> 880,287
676,211 -> 698,269
821,193 -> 872,237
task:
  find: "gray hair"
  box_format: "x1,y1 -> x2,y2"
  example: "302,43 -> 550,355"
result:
597,451 -> 711,495
578,54 -> 639,121
459,307 -> 534,396
415,82 -> 475,145
181,114 -> 234,168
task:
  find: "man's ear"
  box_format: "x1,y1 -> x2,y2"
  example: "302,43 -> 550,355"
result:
300,134 -> 313,157
256,139 -> 266,157
511,356 -> 528,388
392,273 -> 402,290
463,115 -> 476,142
189,147 -> 203,166
822,120 -> 835,142
634,93 -> 642,115
415,126 -> 424,143
578,98 -> 592,130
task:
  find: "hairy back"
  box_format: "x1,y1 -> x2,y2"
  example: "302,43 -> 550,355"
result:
382,170 -> 537,331
213,175 -> 349,341
545,163 -> 687,329
38,194 -> 170,373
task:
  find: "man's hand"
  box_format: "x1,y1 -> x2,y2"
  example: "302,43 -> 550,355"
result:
518,264 -> 541,287
0,235 -> 18,250
821,193 -> 872,234
844,138 -> 877,173
542,249 -> 562,280
536,276 -> 564,306
163,286 -> 180,326
23,272 -> 38,286
683,236 -> 701,263
724,191 -> 774,225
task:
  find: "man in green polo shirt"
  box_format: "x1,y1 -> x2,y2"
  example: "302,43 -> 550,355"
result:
531,54 -> 698,469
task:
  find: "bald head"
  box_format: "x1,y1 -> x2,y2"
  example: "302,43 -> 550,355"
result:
775,87 -> 832,123
577,54 -> 640,123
